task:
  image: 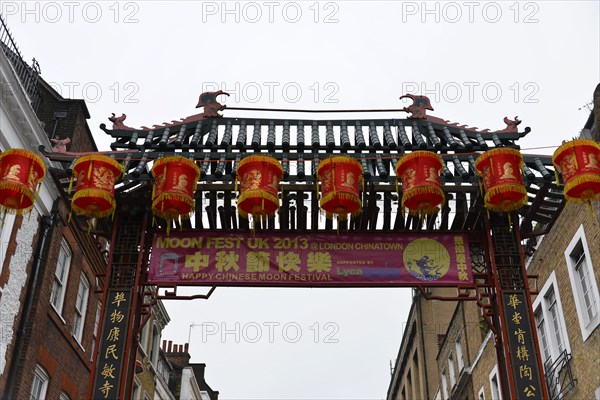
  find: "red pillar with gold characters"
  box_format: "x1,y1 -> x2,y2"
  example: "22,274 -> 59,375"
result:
0,148 -> 46,215
485,213 -> 550,400
316,156 -> 363,220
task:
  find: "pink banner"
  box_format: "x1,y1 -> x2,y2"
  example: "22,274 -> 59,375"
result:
148,232 -> 474,287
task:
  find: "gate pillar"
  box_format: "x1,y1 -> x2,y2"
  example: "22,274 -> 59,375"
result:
486,213 -> 549,399
88,206 -> 150,399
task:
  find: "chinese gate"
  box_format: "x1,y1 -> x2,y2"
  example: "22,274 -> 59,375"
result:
42,93 -> 564,399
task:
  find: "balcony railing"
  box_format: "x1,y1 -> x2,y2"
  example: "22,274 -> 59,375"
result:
544,350 -> 576,400
0,13 -> 41,110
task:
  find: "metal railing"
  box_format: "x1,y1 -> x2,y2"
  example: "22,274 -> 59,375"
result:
544,350 -> 576,400
0,13 -> 41,110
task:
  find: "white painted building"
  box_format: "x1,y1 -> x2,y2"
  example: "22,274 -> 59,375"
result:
0,18 -> 59,382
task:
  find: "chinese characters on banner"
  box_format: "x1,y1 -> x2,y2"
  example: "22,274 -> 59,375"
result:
92,290 -> 132,399
148,232 -> 474,287
503,292 -> 545,399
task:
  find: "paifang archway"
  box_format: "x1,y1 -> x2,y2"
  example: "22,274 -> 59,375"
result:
43,93 -> 564,400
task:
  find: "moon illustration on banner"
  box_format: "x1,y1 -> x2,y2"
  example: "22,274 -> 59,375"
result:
403,238 -> 450,281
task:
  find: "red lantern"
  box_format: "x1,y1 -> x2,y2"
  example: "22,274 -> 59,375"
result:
0,149 -> 46,214
475,148 -> 527,213
236,155 -> 283,218
395,151 -> 445,216
316,156 -> 363,220
152,156 -> 200,222
70,155 -> 122,219
552,139 -> 600,203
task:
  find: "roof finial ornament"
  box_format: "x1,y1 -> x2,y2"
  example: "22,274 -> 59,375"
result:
196,90 -> 230,118
109,113 -> 133,130
399,94 -> 434,119
50,135 -> 71,153
496,116 -> 522,133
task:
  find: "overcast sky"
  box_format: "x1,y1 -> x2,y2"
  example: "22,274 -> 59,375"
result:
5,1 -> 599,399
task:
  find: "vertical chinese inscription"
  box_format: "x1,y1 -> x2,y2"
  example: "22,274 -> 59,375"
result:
503,292 -> 544,399
92,290 -> 132,399
454,236 -> 469,281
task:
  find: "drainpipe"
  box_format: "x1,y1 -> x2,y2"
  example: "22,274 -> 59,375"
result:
3,205 -> 57,400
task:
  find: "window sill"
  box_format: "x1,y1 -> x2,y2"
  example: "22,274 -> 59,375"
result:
581,318 -> 600,342
72,334 -> 86,352
50,305 -> 66,325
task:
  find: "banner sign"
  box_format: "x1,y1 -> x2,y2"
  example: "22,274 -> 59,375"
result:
148,232 -> 473,287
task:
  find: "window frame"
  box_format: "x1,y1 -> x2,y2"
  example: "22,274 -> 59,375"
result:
440,368 -> 449,400
533,271 -> 571,369
72,273 -> 90,345
50,239 -> 72,316
0,212 -> 15,272
564,225 -> 600,341
149,322 -> 161,367
139,314 -> 150,355
448,351 -> 456,388
478,386 -> 486,400
489,364 -> 502,400
30,364 -> 49,400
90,300 -> 101,361
132,377 -> 142,400
455,332 -> 465,372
